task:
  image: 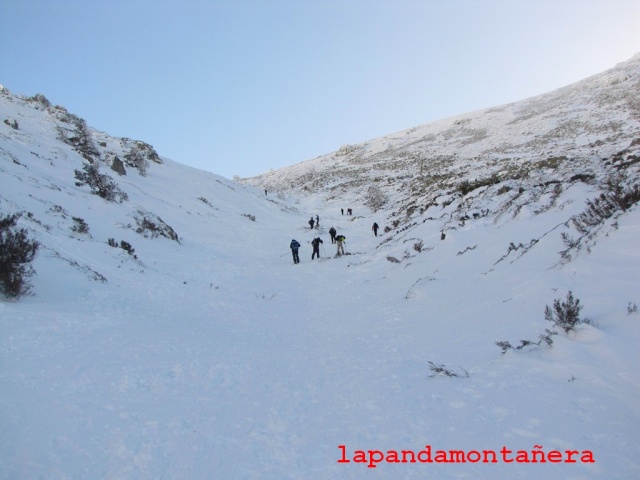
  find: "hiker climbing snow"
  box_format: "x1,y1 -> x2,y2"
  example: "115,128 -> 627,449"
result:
311,237 -> 323,260
329,227 -> 337,243
290,239 -> 301,264
336,234 -> 346,256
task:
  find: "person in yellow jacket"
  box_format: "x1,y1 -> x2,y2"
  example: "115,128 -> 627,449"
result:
336,234 -> 346,256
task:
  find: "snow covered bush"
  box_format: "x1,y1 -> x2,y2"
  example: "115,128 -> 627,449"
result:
3,118 -> 18,129
0,213 -> 39,299
572,180 -> 640,235
133,210 -> 179,242
496,329 -> 556,355
74,162 -> 128,203
364,185 -> 388,212
544,290 -> 585,333
337,144 -> 358,156
457,173 -> 501,196
55,110 -> 100,162
496,292 -> 587,354
118,240 -> 136,258
107,238 -> 137,259
28,93 -> 51,108
124,147 -> 150,177
71,217 -> 89,234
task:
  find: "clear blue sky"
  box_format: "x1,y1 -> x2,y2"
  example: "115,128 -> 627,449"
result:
2,0 -> 639,179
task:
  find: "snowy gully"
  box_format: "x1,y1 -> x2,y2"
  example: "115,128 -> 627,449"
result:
337,444 -> 595,468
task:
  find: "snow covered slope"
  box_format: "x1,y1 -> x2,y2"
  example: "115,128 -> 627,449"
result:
246,53 -> 640,217
1,54 -> 640,480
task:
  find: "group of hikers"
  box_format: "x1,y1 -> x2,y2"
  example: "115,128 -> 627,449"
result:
308,215 -> 320,229
288,211 -> 379,264
289,230 -> 346,264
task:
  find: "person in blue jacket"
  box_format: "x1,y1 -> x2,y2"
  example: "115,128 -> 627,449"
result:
290,239 -> 301,264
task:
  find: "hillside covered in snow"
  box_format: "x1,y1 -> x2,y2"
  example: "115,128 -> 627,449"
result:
1,54 -> 640,480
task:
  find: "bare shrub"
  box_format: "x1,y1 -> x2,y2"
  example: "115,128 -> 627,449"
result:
428,361 -> 469,378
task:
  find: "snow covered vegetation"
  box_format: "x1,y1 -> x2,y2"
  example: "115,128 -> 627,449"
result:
1,54 -> 640,479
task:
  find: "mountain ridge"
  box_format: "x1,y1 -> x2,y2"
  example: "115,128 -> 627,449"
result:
245,53 -> 640,220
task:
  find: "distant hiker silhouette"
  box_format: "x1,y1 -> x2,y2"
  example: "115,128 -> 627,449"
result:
290,239 -> 301,264
315,215 -> 320,227
308,217 -> 315,229
372,222 -> 379,237
311,237 -> 323,260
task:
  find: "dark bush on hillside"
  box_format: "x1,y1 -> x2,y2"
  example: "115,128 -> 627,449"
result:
544,290 -> 585,333
0,213 -> 39,298
74,162 -> 128,202
457,174 -> 501,196
71,217 -> 89,234
107,238 -> 137,259
572,181 -> 640,235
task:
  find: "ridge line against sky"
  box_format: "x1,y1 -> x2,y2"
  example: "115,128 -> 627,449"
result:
1,0 -> 639,179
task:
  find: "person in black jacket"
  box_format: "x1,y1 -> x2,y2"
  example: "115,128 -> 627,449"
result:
329,226 -> 337,243
311,237 -> 323,260
290,239 -> 301,264
372,222 -> 379,237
